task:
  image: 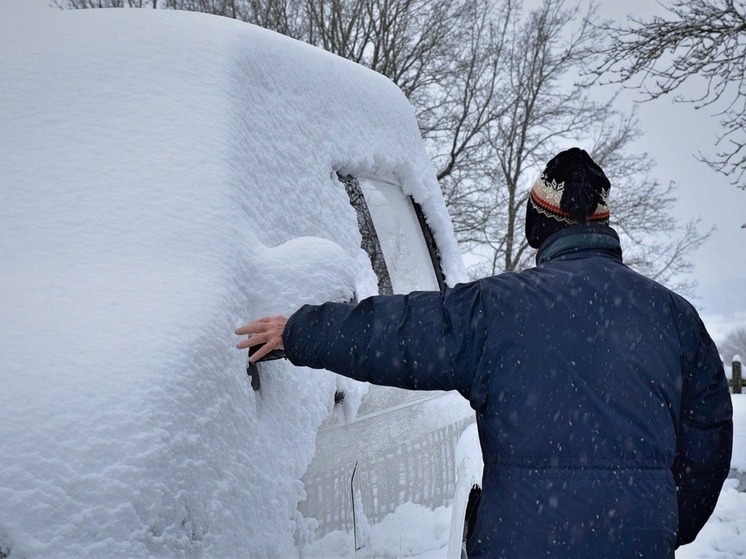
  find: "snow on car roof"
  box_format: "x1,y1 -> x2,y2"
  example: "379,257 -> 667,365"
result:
0,6 -> 465,557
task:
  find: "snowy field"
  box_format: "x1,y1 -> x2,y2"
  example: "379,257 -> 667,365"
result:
1,4 -> 744,558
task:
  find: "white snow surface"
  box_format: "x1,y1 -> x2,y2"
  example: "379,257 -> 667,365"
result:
730,394 -> 746,474
674,394 -> 746,559
0,7 -> 465,558
305,502 -> 453,559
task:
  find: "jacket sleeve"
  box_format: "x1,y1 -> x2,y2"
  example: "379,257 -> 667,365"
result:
282,282 -> 486,396
673,313 -> 733,548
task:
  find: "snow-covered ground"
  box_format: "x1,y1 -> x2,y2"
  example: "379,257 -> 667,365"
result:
676,394 -> 746,559
1,4 -> 744,558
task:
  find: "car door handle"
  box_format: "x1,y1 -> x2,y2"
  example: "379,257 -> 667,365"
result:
246,293 -> 356,390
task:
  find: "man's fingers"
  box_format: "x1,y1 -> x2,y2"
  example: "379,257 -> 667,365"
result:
235,321 -> 264,336
235,315 -> 288,359
236,332 -> 268,350
235,316 -> 285,336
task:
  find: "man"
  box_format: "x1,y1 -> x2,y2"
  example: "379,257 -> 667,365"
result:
236,148 -> 733,558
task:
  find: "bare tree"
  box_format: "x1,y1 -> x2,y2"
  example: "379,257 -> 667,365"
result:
55,0 -> 158,7
427,1 -> 513,245
596,0 -> 746,189
449,0 -> 710,293
717,326 -> 746,362
470,0 -> 607,273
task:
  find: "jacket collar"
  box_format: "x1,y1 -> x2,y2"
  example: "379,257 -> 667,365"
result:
536,224 -> 623,265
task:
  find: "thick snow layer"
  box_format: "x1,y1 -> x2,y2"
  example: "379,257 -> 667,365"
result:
0,7 -> 465,558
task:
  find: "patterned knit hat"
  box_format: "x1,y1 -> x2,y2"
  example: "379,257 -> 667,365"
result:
525,147 -> 611,248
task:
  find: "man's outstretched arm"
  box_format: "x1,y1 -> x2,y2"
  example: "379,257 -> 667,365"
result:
236,283 -> 486,395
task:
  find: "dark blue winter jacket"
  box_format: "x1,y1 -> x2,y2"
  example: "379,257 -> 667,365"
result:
284,225 -> 733,558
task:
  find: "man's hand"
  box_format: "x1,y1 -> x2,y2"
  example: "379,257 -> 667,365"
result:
235,315 -> 288,362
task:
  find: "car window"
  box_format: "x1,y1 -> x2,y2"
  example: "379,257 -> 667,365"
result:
339,173 -> 444,295
338,173 -> 447,418
339,174 -> 394,295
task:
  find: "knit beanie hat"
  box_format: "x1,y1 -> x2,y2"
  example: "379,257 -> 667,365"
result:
525,147 -> 611,248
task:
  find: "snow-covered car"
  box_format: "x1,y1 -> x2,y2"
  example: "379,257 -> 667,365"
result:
0,6 -> 481,558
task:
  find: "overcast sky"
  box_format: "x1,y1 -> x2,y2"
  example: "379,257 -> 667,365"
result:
594,1 -> 746,345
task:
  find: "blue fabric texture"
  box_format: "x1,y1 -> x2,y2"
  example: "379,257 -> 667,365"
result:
284,224 -> 733,558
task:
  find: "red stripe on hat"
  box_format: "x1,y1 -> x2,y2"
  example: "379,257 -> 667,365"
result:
530,190 -> 609,221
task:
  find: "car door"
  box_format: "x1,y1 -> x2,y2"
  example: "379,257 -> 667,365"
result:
296,173 -> 477,558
